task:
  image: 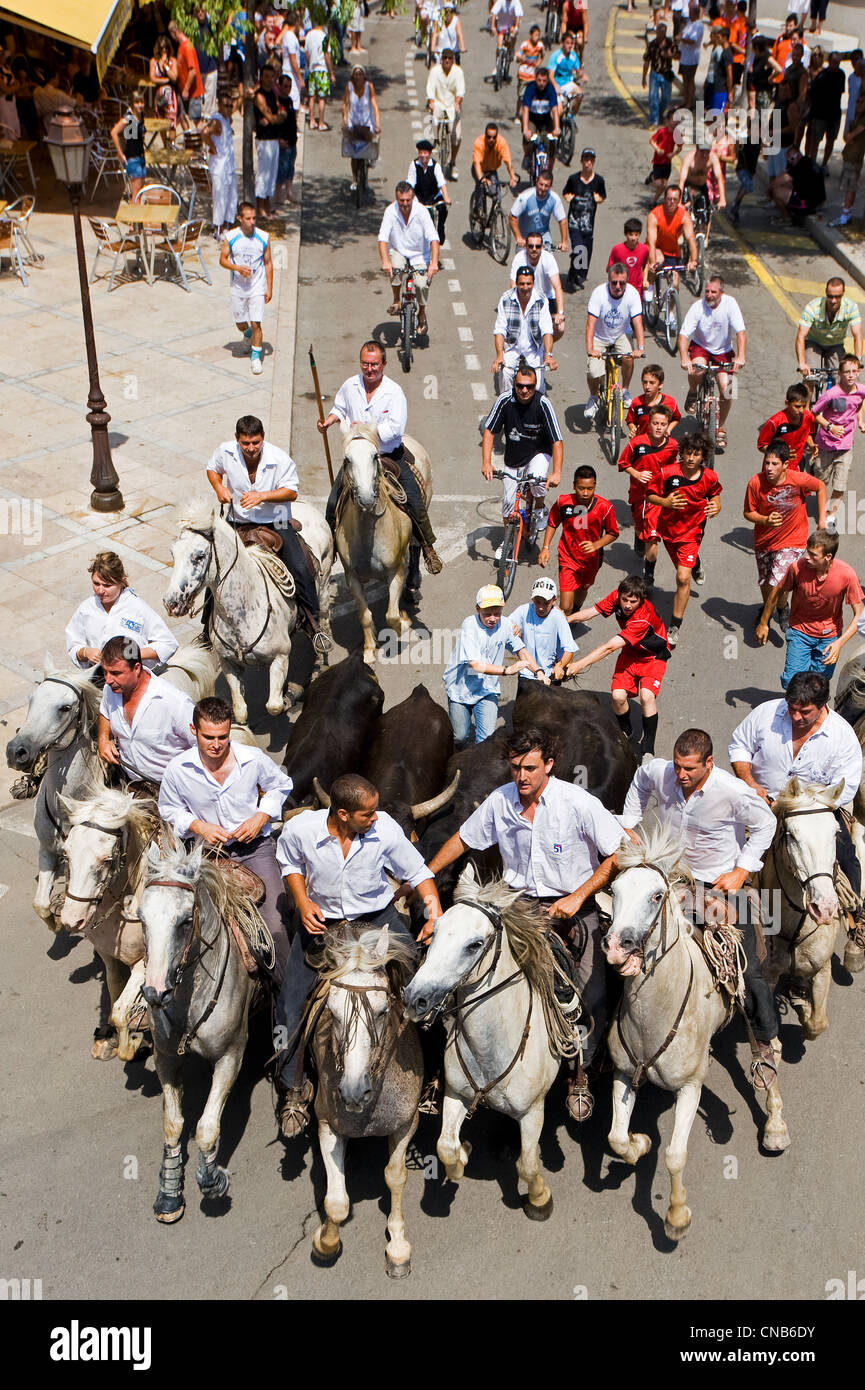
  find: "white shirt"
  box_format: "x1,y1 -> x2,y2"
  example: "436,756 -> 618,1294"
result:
426,60 -> 465,116
65,589 -> 177,671
159,741 -> 294,839
209,112 -> 236,169
207,439 -> 298,523
100,674 -> 195,784
491,0 -> 523,29
622,760 -> 777,880
680,293 -> 746,354
460,775 -> 623,897
406,159 -> 447,194
378,197 -> 440,263
443,613 -> 512,704
304,26 -> 327,72
276,807 -> 431,919
494,287 -> 554,368
784,41 -> 811,69
728,699 -> 863,811
510,247 -> 561,302
506,602 -> 578,678
679,19 -> 704,65
586,282 -> 644,344
332,373 -> 407,453
225,225 -> 269,293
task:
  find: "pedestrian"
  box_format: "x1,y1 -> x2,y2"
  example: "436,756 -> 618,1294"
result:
731,124 -> 762,223
642,20 -> 678,126
304,15 -> 335,130
508,576 -> 579,683
218,202 -> 273,376
253,63 -> 282,216
625,362 -> 681,436
205,90 -> 238,235
607,218 -> 650,297
442,585 -> 527,744
829,91 -> 865,229
275,73 -> 299,207
110,88 -> 147,200
757,381 -> 816,467
811,354 -> 865,526
281,11 -> 306,120
677,1 -> 704,110
805,50 -> 845,170
562,147 -> 606,289
347,0 -> 366,54
756,527 -> 864,686
539,465 -> 619,616
744,439 -> 827,633
168,19 -> 204,128
618,402 -> 678,591
647,106 -> 681,202
646,431 -> 722,648
194,7 -> 219,119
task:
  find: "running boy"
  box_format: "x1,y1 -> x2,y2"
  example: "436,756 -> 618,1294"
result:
618,403 -> 678,590
646,430 -> 722,647
538,464 -> 619,615
626,361 -> 681,435
607,218 -> 651,296
811,353 -> 865,527
219,201 -> 274,376
756,381 -> 816,466
743,438 -> 827,632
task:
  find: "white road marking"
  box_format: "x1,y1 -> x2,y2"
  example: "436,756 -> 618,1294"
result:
448,279 -> 461,292
411,120 -> 423,129
442,257 -> 456,270
465,354 -> 480,371
458,326 -> 473,342
441,239 -> 451,250
472,382 -> 489,400
452,301 -> 467,315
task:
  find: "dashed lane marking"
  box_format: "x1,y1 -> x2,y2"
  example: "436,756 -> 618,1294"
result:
442,257 -> 456,270
458,326 -> 473,342
452,301 -> 467,315
472,382 -> 489,400
448,278 -> 461,292
465,354 -> 481,370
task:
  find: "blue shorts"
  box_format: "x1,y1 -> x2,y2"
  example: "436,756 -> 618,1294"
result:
126,156 -> 146,179
277,144 -> 296,182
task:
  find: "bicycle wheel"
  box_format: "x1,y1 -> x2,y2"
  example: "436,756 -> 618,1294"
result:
414,15 -> 423,48
494,47 -> 505,91
400,304 -> 414,373
558,115 -> 575,166
544,5 -> 559,43
490,206 -> 511,263
469,194 -> 486,246
664,289 -> 681,355
438,123 -> 452,173
705,388 -> 717,449
497,520 -> 520,600
611,385 -> 624,460
644,284 -> 660,330
355,160 -> 365,209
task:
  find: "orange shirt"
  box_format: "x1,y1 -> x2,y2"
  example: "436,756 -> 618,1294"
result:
473,131 -> 513,174
772,36 -> 792,83
649,202 -> 686,258
729,15 -> 747,51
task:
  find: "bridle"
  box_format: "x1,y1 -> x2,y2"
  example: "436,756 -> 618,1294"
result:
62,820 -> 126,908
773,803 -> 839,949
34,676 -> 95,840
143,877 -> 230,1056
343,444 -> 387,519
327,976 -> 408,1092
609,863 -> 681,979
186,506 -> 278,662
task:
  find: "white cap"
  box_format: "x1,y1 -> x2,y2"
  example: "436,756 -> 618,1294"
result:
531,577 -> 557,599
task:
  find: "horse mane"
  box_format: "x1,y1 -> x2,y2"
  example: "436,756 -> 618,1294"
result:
144,841 -> 263,941
454,875 -> 558,999
176,496 -> 218,533
615,823 -> 694,887
66,782 -> 163,897
44,662 -> 103,726
772,778 -> 843,817
309,922 -> 416,990
163,641 -> 218,699
343,422 -> 380,451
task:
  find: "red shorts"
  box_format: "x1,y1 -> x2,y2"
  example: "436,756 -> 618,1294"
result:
558,551 -> 600,591
631,499 -> 661,543
688,343 -> 733,369
612,650 -> 667,696
663,536 -> 701,569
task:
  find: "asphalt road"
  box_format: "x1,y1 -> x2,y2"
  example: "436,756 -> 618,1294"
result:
1,0 -> 864,1303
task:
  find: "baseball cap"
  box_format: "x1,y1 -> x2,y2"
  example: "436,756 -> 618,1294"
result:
531,577 -> 558,599
476,584 -> 505,609
581,147 -> 596,160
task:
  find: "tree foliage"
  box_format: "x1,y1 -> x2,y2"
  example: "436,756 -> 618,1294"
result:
167,0 -> 247,59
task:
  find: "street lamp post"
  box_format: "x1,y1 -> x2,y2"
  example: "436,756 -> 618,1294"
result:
44,107 -> 123,513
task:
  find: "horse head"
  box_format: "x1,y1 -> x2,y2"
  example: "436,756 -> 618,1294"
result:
164,501 -> 219,617
341,424 -> 382,514
58,786 -> 155,932
603,828 -> 689,977
139,841 -> 204,1007
315,923 -> 409,1111
404,863 -> 500,1020
5,663 -> 97,772
775,777 -> 844,926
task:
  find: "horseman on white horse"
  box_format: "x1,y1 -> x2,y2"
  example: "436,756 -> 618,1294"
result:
621,726 -> 780,1088
272,773 -> 442,1140
426,723 -> 625,1122
318,340 -> 443,577
98,635 -> 196,796
205,413 -> 332,653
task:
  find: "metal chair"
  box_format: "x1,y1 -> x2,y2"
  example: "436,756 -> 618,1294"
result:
2,195 -> 42,263
151,218 -> 212,291
88,133 -> 126,198
134,182 -> 181,208
0,215 -> 27,285
186,159 -> 212,225
87,216 -> 142,291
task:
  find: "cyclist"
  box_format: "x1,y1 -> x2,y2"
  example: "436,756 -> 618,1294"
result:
416,0 -> 440,47
794,277 -> 863,379
562,0 -> 587,56
562,146 -> 606,289
426,47 -> 465,176
520,65 -> 561,175
491,0 -> 523,56
583,261 -> 646,420
509,169 -> 568,250
406,138 -> 450,241
678,273 -> 746,450
511,231 -> 566,341
515,24 -> 546,121
678,140 -> 726,243
492,267 -> 558,395
472,121 -> 519,211
645,183 -> 697,296
431,3 -> 466,62
547,29 -> 584,117
481,359 -> 563,558
378,180 -> 441,338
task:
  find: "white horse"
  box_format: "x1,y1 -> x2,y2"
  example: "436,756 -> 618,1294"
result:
308,925 -> 423,1277
759,778 -> 848,1037
138,841 -> 258,1223
58,782 -> 159,1060
164,499 -> 334,724
603,828 -> 789,1244
404,867 -> 578,1220
335,424 -> 433,665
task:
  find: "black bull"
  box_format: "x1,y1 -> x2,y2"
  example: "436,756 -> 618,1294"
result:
282,650 -> 383,808
363,684 -> 458,837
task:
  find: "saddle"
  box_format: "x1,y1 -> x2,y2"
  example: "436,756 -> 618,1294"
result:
232,519 -> 321,586
219,859 -> 275,979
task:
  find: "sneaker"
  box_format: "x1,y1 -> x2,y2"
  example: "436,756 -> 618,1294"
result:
829,211 -> 852,228
251,354 -> 263,375
584,396 -> 599,421
667,623 -> 680,649
621,389 -> 632,408
450,168 -> 459,180
825,515 -> 838,535
349,181 -> 357,191
692,556 -> 705,585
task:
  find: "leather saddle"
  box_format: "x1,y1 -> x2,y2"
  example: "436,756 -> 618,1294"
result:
232,519 -> 320,581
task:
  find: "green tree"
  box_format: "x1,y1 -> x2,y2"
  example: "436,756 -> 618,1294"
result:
168,0 -> 240,57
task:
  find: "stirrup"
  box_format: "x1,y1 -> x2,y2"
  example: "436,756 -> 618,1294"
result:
422,543 -> 443,575
418,1075 -> 442,1116
312,630 -> 333,655
749,1045 -> 777,1092
276,1078 -> 313,1139
565,1071 -> 593,1122
10,773 -> 40,800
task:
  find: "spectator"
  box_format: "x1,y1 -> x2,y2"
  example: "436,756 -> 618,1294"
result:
703,26 -> 734,114
642,21 -> 678,126
771,13 -> 799,84
275,72 -> 299,207
805,50 -> 846,171
169,20 -> 204,128
305,15 -> 335,130
443,586 -> 526,745
830,91 -> 865,228
845,54 -> 864,135
770,146 -> 826,223
195,6 -> 219,120
809,0 -> 829,38
678,2 -> 704,110
784,41 -> 809,105
747,35 -> 781,114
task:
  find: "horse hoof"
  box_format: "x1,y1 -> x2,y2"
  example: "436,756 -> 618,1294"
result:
762,1128 -> 791,1153
801,1019 -> 827,1041
844,943 -> 865,974
523,1193 -> 553,1221
386,1256 -> 412,1279
197,1167 -> 230,1200
153,1195 -> 185,1224
664,1214 -> 691,1242
311,1240 -> 342,1266
91,1035 -> 118,1061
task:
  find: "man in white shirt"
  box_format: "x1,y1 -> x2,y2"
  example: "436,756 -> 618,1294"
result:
206,414 -> 327,645
678,0 -> 704,110
159,696 -> 294,976
280,11 -> 305,111
491,0 -> 523,48
218,202 -> 273,376
622,726 -> 781,1085
272,773 -> 441,1137
511,231 -> 565,340
304,18 -> 335,130
493,266 -> 556,394
508,576 -> 579,684
426,48 -> 465,175
378,181 -> 441,337
97,636 -> 195,791
584,262 -> 645,419
428,724 -> 625,1118
318,340 -> 441,571
678,274 -> 746,438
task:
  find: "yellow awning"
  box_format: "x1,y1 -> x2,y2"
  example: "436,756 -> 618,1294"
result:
0,0 -> 133,81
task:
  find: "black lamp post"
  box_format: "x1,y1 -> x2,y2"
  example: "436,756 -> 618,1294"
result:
44,107 -> 123,513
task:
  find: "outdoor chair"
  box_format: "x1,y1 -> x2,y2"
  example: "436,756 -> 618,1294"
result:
186,159 -> 212,225
151,218 -> 212,291
0,215 -> 27,286
87,216 -> 142,291
3,195 -> 42,263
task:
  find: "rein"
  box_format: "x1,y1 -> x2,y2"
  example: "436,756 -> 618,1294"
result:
62,820 -> 125,905
189,513 -> 278,663
774,804 -> 839,951
145,877 -> 231,1055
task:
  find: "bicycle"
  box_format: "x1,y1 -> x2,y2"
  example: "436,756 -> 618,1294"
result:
682,190 -> 710,297
690,359 -> 725,452
799,349 -> 837,400
544,0 -> 562,44
491,466 -> 545,599
557,100 -> 578,166
433,113 -> 452,175
525,130 -> 557,181
596,349 -> 627,461
469,173 -> 511,263
644,262 -> 685,355
427,16 -> 436,68
414,9 -> 424,48
394,266 -> 425,373
493,29 -> 517,91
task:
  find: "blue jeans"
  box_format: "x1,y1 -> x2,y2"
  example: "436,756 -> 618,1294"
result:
648,71 -> 672,125
781,628 -> 836,689
448,695 -> 499,744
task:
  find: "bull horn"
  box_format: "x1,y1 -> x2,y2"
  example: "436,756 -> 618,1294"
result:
410,770 -> 461,821
313,777 -> 331,808
282,805 -> 313,822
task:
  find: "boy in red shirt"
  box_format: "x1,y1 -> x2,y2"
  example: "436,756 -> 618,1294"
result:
756,382 -> 815,467
743,439 -> 827,632
647,106 -> 680,201
566,573 -> 670,758
618,403 -> 678,591
626,362 -> 681,435
756,528 -> 864,688
607,218 -> 650,295
647,431 -> 722,647
539,464 -> 619,615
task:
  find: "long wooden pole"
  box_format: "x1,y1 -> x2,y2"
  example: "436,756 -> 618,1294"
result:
309,343 -> 334,485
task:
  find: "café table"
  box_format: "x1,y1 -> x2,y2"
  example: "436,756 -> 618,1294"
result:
115,199 -> 180,284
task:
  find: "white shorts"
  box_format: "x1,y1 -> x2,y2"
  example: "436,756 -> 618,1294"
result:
230,285 -> 265,324
502,451 -> 551,523
255,139 -> 279,199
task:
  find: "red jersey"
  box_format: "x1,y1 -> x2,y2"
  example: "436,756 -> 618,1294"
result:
595,589 -> 671,660
780,558 -> 864,638
607,241 -> 650,292
626,392 -> 681,433
744,468 -> 822,552
547,493 -> 619,565
618,433 -> 678,507
652,124 -> 677,165
649,462 -> 722,543
756,408 -> 815,465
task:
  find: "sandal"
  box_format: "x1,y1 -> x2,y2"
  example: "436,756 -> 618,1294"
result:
565,1070 -> 594,1122
418,1075 -> 442,1116
318,122 -> 331,132
749,1042 -> 778,1092
715,428 -> 727,451
387,303 -> 400,316
275,1077 -> 314,1139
